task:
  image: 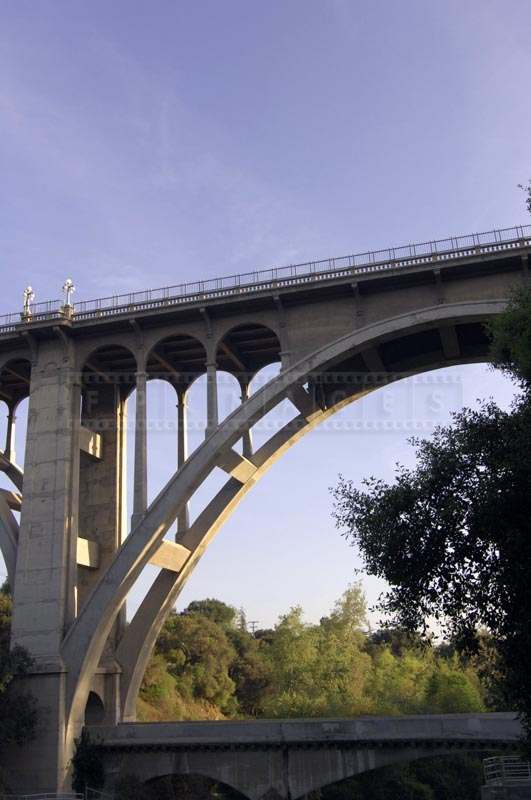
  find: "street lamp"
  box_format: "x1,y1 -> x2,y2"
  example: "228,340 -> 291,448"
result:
62,278 -> 76,317
22,286 -> 35,319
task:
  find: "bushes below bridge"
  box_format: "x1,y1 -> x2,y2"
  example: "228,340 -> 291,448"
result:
138,586 -> 502,722
0,581 -> 37,791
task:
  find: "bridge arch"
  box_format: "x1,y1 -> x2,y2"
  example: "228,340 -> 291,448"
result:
215,323 -> 282,383
62,299 -> 504,736
288,747 -> 495,799
147,333 -> 207,390
84,690 -> 106,726
143,771 -> 249,799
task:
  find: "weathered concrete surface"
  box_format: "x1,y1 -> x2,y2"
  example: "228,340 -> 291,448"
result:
94,713 -> 521,800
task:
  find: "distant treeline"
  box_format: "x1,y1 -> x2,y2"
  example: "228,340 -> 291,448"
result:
138,585 -> 506,723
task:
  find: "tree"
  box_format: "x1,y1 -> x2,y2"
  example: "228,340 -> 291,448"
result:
332,278 -> 531,738
71,730 -> 105,794
183,598 -> 238,629
156,610 -> 237,712
0,582 -> 37,786
518,179 -> 531,215
489,285 -> 531,388
227,628 -> 272,716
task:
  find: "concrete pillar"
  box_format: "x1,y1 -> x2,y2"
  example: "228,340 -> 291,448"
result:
131,371 -> 148,530
8,341 -> 81,792
4,404 -> 16,463
239,379 -> 253,458
78,382 -> 128,635
176,388 -> 189,533
206,360 -> 218,435
77,380 -> 128,732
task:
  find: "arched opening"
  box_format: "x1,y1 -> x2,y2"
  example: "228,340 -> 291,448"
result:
215,324 -> 281,454
147,333 -> 207,388
302,751 -> 498,799
216,323 -> 281,381
84,691 -> 105,726
145,333 -> 207,470
143,772 -> 248,800
0,358 -> 32,471
144,333 -> 208,502
0,358 -> 31,587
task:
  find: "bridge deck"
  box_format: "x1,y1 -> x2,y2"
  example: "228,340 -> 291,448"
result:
1,224 -> 530,338
90,712 -> 521,752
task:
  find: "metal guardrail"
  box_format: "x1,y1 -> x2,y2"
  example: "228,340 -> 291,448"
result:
484,756 -> 531,785
1,794 -> 83,799
1,224 -> 530,336
1,792 -> 109,800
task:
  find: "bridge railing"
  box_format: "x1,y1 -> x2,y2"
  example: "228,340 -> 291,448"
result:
1,791 -> 109,800
1,223 -> 530,335
1,794 -> 83,800
484,756 -> 531,785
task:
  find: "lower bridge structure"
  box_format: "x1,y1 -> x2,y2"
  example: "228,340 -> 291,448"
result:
94,713 -> 522,799
0,223 -> 529,792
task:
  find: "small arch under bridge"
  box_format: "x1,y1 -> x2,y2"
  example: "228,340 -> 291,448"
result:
0,224 -> 529,792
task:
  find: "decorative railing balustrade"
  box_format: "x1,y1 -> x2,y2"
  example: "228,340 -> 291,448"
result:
1,794 -> 83,799
1,790 -> 110,800
1,223 -> 530,335
484,756 -> 531,785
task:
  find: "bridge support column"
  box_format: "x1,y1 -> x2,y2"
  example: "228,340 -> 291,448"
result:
8,343 -> 81,792
4,404 -> 16,463
78,380 -> 128,724
176,387 -> 189,533
132,370 -> 148,530
206,360 -> 219,435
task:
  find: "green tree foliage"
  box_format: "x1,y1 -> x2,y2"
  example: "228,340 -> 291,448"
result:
333,399 -> 528,725
332,278 -> 531,740
141,586 -> 488,723
227,628 -> 272,716
0,582 -> 37,787
489,285 -> 531,387
71,730 -> 105,793
156,609 -> 237,712
518,179 -> 531,215
184,598 -> 238,628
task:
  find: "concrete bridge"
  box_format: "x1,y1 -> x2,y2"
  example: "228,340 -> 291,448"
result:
94,713 -> 521,799
0,223 -> 529,792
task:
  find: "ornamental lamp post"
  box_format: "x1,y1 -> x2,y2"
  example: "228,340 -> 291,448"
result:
62,278 -> 76,318
22,286 -> 35,320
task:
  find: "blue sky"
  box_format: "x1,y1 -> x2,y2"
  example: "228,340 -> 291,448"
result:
0,0 -> 530,626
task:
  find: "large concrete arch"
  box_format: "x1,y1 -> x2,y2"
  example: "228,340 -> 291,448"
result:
61,299 -> 504,737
